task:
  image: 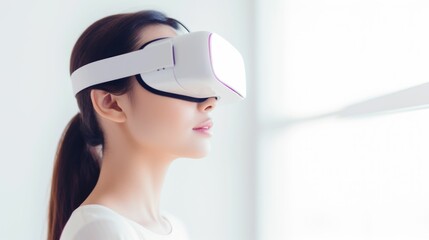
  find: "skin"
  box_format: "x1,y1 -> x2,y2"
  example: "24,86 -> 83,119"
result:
81,24 -> 217,234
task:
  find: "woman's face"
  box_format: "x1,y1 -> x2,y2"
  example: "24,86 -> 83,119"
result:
123,24 -> 217,159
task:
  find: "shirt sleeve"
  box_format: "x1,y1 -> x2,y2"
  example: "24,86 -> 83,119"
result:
71,219 -> 140,240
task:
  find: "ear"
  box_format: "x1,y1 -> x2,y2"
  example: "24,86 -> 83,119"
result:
90,89 -> 127,123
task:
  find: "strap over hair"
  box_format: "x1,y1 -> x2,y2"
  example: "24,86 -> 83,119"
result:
70,39 -> 174,95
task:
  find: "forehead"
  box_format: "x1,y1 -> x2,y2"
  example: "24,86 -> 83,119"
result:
135,24 -> 178,48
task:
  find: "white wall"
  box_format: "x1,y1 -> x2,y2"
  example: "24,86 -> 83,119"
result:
255,0 -> 429,239
0,1 -> 255,239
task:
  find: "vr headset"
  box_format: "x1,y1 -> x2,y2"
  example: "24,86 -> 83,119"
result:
71,31 -> 246,104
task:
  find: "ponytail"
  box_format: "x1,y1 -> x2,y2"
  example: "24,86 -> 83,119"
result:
47,113 -> 100,240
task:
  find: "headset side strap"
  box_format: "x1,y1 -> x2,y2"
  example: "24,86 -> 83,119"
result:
70,39 -> 174,95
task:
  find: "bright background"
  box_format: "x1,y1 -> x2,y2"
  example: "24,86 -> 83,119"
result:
255,1 -> 429,240
1,0 -> 429,240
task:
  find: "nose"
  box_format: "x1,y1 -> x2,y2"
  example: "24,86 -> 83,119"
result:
198,97 -> 217,112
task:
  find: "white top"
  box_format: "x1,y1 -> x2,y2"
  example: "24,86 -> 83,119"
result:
59,204 -> 190,240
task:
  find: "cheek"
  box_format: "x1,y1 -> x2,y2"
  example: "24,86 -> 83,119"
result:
132,104 -> 184,144
126,98 -> 208,157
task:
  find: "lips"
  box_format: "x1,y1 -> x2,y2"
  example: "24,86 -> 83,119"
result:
193,119 -> 213,130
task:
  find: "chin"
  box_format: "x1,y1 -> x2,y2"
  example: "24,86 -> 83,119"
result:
189,151 -> 210,159
186,145 -> 212,159
190,153 -> 209,159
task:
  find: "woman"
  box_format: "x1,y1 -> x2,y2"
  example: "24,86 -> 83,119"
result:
48,10 -> 218,240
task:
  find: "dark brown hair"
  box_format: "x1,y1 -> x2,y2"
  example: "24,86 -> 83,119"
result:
47,10 -> 182,240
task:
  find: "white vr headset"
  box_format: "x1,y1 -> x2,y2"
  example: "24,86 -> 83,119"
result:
71,31 -> 246,104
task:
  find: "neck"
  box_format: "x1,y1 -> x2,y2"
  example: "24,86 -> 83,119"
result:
83,143 -> 176,225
